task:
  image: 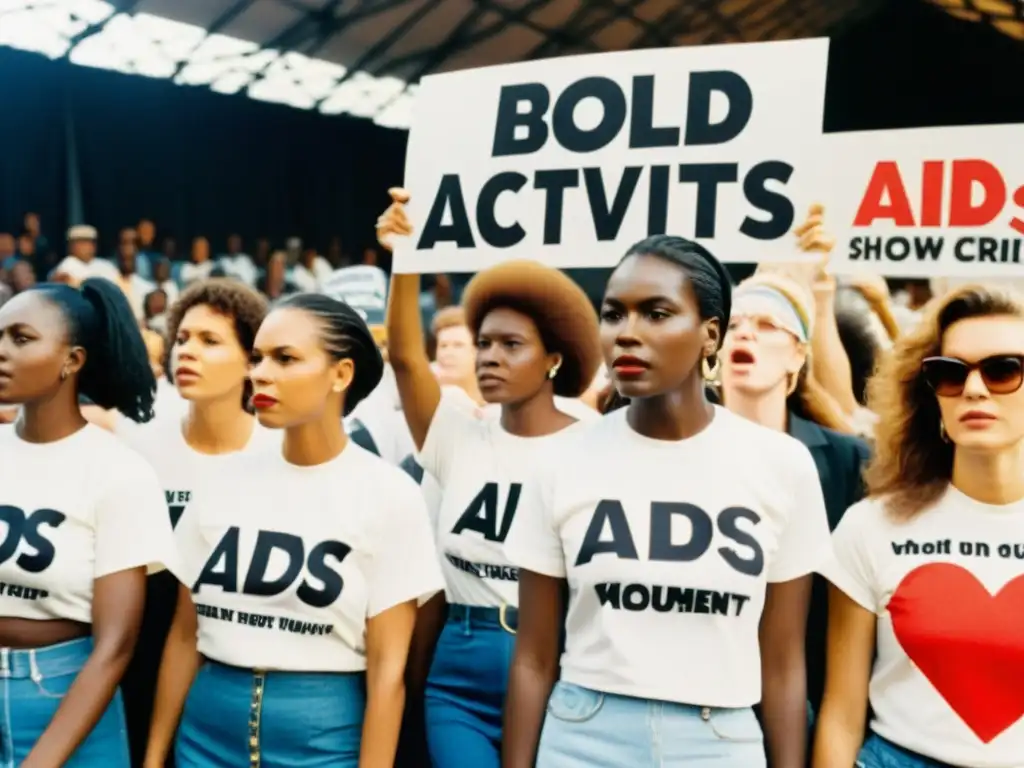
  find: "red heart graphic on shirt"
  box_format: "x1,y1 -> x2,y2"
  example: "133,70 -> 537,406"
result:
889,562 -> 1024,743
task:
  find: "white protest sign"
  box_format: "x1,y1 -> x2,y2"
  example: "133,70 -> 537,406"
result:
393,39 -> 830,274
824,123 -> 1024,278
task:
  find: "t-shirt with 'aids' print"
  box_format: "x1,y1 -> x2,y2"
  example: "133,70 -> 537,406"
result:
505,406 -> 831,707
171,441 -> 444,672
0,424 -> 175,623
418,394 -> 587,610
821,489 -> 1024,768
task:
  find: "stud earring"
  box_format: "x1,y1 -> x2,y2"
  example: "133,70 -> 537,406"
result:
940,419 -> 950,443
548,360 -> 562,380
60,368 -> 68,382
333,382 -> 344,393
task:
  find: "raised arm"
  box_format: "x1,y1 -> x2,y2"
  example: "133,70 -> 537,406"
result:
378,187 -> 442,450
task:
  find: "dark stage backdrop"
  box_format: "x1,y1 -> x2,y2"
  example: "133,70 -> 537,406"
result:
0,0 -> 1020,277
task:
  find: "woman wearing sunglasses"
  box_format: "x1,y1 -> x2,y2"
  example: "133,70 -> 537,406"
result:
813,284 -> 1024,768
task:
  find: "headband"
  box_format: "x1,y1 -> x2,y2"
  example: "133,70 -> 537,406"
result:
733,284 -> 809,343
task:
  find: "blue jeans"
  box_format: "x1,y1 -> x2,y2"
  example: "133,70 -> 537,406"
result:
0,637 -> 129,767
857,733 -> 955,768
425,607 -> 516,768
537,681 -> 766,767
176,660 -> 365,767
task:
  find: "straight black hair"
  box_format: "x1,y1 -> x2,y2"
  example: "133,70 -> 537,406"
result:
36,278 -> 156,422
276,293 -> 384,416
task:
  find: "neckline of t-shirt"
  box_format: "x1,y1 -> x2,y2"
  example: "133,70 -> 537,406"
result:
9,421 -> 95,450
942,483 -> 1024,516
176,416 -> 263,459
488,416 -> 578,445
612,403 -> 728,450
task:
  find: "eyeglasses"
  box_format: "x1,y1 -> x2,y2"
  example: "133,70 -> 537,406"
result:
920,355 -> 1024,397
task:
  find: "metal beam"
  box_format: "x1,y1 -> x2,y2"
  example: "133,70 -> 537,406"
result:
375,0 -> 594,78
527,0 -> 652,60
321,0 -> 439,92
65,0 -> 144,51
396,3 -> 490,83
169,0 -> 256,79
262,0 -> 349,50
303,0 -> 422,57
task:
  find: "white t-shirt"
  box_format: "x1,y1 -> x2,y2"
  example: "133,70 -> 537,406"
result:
52,255 -> 121,284
419,395 -> 583,609
0,424 -> 175,623
505,406 -> 830,706
123,416 -> 279,529
171,442 -> 444,672
821,489 -> 1024,767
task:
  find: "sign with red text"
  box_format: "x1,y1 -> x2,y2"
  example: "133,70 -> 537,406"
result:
392,39 -> 830,273
825,124 -> 1024,277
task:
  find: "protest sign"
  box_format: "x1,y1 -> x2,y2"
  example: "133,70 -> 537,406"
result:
824,123 -> 1023,278
393,39 -> 830,273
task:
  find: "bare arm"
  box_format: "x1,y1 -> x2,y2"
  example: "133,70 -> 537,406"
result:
378,187 -> 441,450
503,570 -> 565,768
397,593 -> 446,762
812,586 -> 875,768
22,568 -> 146,768
144,584 -> 201,768
360,600 -> 418,768
759,575 -> 813,768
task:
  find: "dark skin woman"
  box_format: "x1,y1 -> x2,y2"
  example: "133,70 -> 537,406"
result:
0,278 -> 157,766
504,243 -> 813,768
376,187 -> 601,766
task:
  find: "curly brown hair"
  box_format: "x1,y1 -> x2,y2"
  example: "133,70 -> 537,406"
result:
865,284 -> 1024,519
461,260 -> 601,398
164,278 -> 268,407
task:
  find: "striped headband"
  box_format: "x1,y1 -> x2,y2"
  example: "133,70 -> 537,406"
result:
732,284 -> 809,342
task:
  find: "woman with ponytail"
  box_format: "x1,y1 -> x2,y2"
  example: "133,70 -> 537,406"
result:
0,278 -> 175,765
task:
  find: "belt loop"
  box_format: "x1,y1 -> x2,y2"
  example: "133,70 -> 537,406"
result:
461,606 -> 471,636
0,648 -> 8,679
28,650 -> 42,685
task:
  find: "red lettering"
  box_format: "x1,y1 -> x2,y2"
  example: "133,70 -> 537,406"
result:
949,160 -> 1005,227
854,161 -> 915,227
920,161 -> 944,227
1010,184 -> 1024,236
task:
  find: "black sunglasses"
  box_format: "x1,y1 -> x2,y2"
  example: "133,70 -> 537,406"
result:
921,355 -> 1024,397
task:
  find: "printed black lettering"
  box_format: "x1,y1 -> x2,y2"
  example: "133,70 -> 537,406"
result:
243,531 -> 305,597
575,500 -> 639,566
595,581 -> 751,617
717,507 -> 765,577
646,165 -> 670,235
678,163 -> 739,239
417,174 -> 476,250
476,171 -> 527,248
551,76 -> 626,154
451,482 -> 522,543
192,527 -> 241,594
584,166 -> 642,241
649,502 -> 714,563
628,75 -> 679,149
168,505 -> 185,528
492,82 -> 550,157
740,160 -> 795,240
534,169 -> 580,245
0,506 -> 67,573
684,71 -> 753,146
578,501 -> 763,575
298,540 -> 351,608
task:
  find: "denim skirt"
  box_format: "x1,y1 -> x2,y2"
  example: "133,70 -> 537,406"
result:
856,733 -> 957,768
0,637 -> 129,767
176,660 -> 365,768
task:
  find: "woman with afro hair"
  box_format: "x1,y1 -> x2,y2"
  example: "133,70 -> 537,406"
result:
377,187 -> 601,768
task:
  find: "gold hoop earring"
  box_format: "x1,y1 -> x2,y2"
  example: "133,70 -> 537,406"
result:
701,355 -> 720,381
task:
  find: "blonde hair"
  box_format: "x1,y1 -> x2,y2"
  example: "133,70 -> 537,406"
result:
865,284 -> 1024,519
729,273 -> 850,433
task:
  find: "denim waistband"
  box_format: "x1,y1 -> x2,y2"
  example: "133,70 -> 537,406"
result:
447,603 -> 518,632
0,636 -> 93,680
